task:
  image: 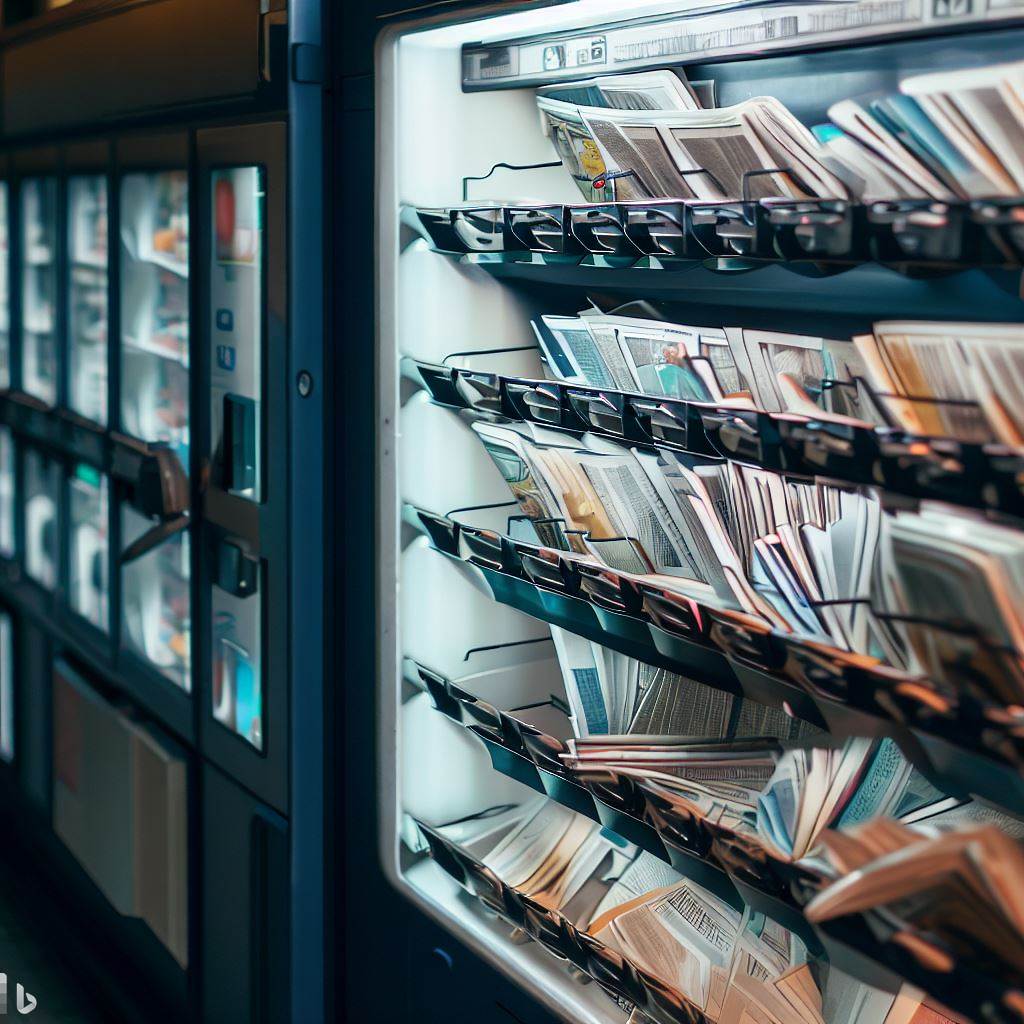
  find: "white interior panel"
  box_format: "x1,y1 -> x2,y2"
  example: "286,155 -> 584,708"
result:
395,39 -> 577,208
399,393 -> 513,519
400,537 -> 550,682
398,239 -> 541,372
400,692 -> 527,827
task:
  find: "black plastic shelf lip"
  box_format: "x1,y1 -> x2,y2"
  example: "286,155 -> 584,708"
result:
412,360 -> 1024,522
431,699 -> 1024,1021
443,712 -> 748,905
413,512 -> 1024,817
913,727 -> 1024,816
818,915 -> 1022,1024
417,821 -> 718,1024
409,198 -> 1024,273
725,658 -> 826,731
441,699 -> 828,952
437,698 -> 1023,1015
473,729 -> 547,795
536,767 -> 599,820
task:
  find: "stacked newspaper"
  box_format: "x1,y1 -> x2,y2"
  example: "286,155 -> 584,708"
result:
533,309 -> 882,423
876,506 -> 1024,697
473,419 -> 897,656
565,735 -> 778,838
854,321 -> 1024,445
472,411 -> 1024,707
550,628 -> 816,741
537,70 -> 847,202
756,738 -> 954,863
539,62 -> 1024,202
479,798 -> 825,1021
806,820 -> 1024,979
826,62 -> 1024,201
438,798 -> 963,1024
481,799 -> 631,918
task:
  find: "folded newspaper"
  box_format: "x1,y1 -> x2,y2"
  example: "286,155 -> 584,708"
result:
537,62 -> 1024,202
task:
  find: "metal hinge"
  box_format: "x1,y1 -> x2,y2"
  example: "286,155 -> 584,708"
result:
290,42 -> 323,85
259,0 -> 288,82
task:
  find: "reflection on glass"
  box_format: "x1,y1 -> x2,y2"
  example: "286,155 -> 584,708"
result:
69,465 -> 109,632
0,428 -> 13,558
211,167 -> 264,502
122,506 -> 190,692
21,178 -> 58,406
24,448 -> 59,590
68,175 -> 109,425
212,569 -> 262,750
120,171 -> 189,471
0,184 -> 10,391
0,612 -> 11,763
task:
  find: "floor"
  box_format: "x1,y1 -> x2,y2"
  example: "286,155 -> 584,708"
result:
0,861 -> 109,1023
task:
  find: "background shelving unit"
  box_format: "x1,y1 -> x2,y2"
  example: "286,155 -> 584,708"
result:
0,0 -> 309,1016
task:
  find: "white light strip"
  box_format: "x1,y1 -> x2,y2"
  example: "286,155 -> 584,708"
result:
462,0 -> 1024,88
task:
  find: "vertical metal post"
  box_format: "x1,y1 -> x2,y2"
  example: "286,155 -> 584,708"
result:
289,0 -> 325,1020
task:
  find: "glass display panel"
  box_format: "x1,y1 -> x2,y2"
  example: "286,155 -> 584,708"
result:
212,568 -> 263,750
24,447 -> 59,590
0,427 -> 13,558
21,177 -> 58,406
69,464 -> 109,632
0,612 -> 12,763
120,171 -> 189,471
210,166 -> 264,502
122,505 -> 190,692
0,184 -> 10,391
67,175 -> 109,425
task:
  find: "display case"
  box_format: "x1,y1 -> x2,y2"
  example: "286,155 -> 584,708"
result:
211,537 -> 262,750
68,463 -> 108,632
0,609 -> 12,764
119,169 -> 189,469
0,7 -> 301,1018
122,507 -> 190,693
20,176 -> 58,406
67,173 -> 109,426
210,166 -> 263,502
375,6 -> 1024,1024
23,446 -> 59,590
196,122 -> 286,813
0,427 -> 14,559
0,181 -> 11,393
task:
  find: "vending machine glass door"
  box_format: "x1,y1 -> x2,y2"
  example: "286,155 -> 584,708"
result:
0,612 -> 11,763
212,541 -> 262,750
119,171 -> 189,470
67,175 -> 109,425
0,184 -> 10,392
69,464 -> 109,632
210,166 -> 264,502
122,505 -> 190,692
0,427 -> 13,558
21,177 -> 58,406
24,447 -> 59,589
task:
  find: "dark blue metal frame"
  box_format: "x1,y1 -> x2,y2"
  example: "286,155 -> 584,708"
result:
289,1 -> 326,1021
